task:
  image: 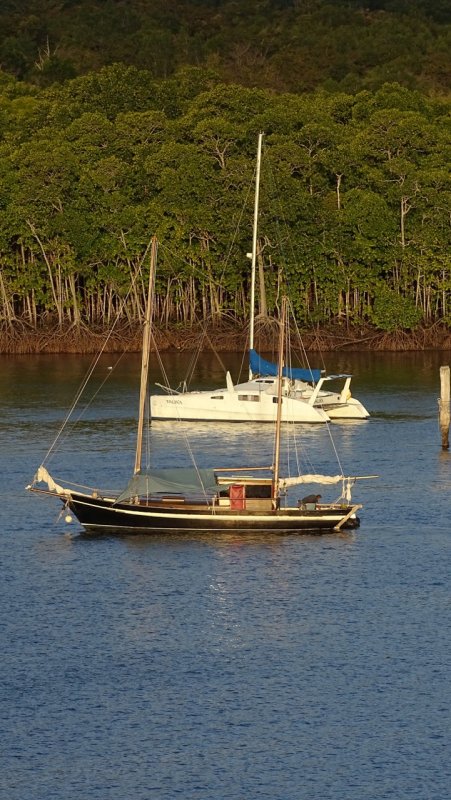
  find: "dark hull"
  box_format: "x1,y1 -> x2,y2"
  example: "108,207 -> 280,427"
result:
66,492 -> 360,535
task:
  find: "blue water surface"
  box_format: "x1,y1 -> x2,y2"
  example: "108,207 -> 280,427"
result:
0,351 -> 450,800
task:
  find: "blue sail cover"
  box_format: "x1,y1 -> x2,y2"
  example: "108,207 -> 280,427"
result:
249,349 -> 321,383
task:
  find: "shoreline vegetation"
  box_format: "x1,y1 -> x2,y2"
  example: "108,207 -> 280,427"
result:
0,4 -> 449,360
2,320 -> 451,355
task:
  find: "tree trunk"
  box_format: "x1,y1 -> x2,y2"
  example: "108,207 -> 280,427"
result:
0,270 -> 16,326
27,221 -> 63,327
336,173 -> 342,210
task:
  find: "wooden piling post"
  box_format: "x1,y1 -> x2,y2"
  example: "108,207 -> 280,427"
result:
439,366 -> 450,450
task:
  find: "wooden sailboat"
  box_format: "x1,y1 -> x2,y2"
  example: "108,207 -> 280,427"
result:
27,237 -> 370,535
150,133 -> 369,424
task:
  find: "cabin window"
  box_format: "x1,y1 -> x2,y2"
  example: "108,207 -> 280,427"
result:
212,395 -> 224,400
272,397 -> 281,404
245,484 -> 272,498
238,394 -> 260,402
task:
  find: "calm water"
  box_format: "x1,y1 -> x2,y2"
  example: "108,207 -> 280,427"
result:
1,350 -> 450,799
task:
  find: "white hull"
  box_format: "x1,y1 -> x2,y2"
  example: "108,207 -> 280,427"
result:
151,384 -> 329,423
290,376 -> 369,420
151,374 -> 369,423
318,398 -> 369,420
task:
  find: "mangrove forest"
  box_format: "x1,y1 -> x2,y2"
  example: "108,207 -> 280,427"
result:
0,1 -> 449,351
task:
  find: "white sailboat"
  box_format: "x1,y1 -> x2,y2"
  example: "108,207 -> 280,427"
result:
27,237 -> 370,535
150,133 -> 369,424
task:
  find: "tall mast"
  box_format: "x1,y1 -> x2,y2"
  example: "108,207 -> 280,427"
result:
249,132 -> 263,379
134,236 -> 158,475
273,296 -> 286,505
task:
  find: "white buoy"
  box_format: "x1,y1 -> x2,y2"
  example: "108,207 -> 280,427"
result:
65,514 -> 73,523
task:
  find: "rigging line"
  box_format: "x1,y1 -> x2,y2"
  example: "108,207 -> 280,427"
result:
285,422 -> 314,478
286,296 -> 317,377
149,329 -> 227,453
154,167 -> 253,299
154,314 -> 230,391
282,324 -> 305,479
267,226 -> 312,376
219,170 -> 256,283
169,417 -> 215,504
39,240 -> 154,469
154,241 -> 235,383
181,326 -> 207,388
325,422 -> 346,476
264,152 -> 328,373
195,323 -> 229,377
154,239 -> 224,294
175,315 -> 228,388
281,306 -> 341,480
237,329 -> 250,382
280,315 -> 310,480
144,382 -> 152,471
47,350 -> 132,465
217,167 -> 256,286
40,348 -> 113,468
290,310 -> 346,476
151,337 -> 173,391
146,341 -> 217,503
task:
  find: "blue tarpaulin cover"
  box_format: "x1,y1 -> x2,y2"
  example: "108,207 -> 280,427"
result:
249,349 -> 321,383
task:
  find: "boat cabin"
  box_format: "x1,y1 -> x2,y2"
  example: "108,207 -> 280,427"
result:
216,476 -> 275,511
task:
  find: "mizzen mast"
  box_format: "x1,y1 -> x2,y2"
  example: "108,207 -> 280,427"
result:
272,295 -> 286,506
134,236 -> 158,475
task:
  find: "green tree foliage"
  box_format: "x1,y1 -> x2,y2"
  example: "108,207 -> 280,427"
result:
0,61 -> 449,332
0,1 -> 449,94
370,285 -> 423,331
